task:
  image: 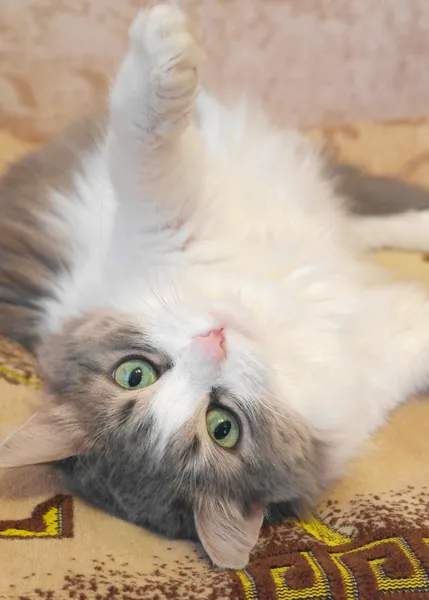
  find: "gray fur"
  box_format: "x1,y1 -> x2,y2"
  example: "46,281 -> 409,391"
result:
330,162 -> 429,215
0,115 -> 104,350
38,312 -> 325,544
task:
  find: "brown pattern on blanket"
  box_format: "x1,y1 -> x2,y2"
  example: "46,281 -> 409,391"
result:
239,491 -> 429,600
2,485 -> 429,598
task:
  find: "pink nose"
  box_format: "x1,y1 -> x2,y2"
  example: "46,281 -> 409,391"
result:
193,328 -> 226,361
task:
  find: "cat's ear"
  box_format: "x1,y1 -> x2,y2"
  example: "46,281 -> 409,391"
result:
0,404 -> 88,468
194,497 -> 264,569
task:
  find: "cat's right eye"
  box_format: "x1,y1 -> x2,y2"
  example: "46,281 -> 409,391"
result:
113,359 -> 158,390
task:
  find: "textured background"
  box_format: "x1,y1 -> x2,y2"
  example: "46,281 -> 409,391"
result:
1,0 -> 429,142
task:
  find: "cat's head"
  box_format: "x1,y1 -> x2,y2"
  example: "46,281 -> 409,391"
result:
0,308 -> 328,569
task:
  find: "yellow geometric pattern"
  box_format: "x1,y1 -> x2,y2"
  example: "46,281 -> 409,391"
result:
271,553 -> 330,599
0,495 -> 72,540
0,364 -> 42,388
236,515 -> 429,600
369,539 -> 428,592
298,515 -> 352,547
330,537 -> 429,600
236,570 -> 258,600
0,506 -> 61,538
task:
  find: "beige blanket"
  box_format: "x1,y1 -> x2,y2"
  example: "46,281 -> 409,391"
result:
1,119 -> 429,599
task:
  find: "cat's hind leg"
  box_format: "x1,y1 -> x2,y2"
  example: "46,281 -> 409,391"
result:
349,210 -> 429,253
334,163 -> 429,253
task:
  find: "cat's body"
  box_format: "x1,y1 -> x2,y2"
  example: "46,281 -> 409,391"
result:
1,4 -> 429,569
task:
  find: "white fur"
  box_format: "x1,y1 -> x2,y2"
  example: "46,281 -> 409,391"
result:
350,211 -> 429,253
38,6 -> 429,480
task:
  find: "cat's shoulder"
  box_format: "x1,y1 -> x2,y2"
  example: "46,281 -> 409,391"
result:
0,112 -> 107,202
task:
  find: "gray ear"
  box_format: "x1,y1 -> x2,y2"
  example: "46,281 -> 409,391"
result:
194,497 -> 264,570
0,405 -> 88,468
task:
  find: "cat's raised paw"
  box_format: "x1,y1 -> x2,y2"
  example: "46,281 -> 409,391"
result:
128,4 -> 203,133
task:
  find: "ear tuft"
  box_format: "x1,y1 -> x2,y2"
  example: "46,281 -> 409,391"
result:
194,497 -> 264,570
0,404 -> 87,468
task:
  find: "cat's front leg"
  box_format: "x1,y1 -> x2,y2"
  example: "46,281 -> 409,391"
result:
107,4 -> 203,206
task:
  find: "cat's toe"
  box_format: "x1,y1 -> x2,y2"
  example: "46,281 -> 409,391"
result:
128,5 -> 203,133
129,5 -> 203,71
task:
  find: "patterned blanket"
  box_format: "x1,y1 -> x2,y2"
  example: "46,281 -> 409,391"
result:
1,119 -> 429,599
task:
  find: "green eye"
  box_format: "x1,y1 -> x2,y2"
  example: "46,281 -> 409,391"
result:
206,407 -> 240,449
113,359 -> 157,390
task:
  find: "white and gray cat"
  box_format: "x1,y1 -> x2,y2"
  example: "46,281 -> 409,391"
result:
1,4 -> 429,570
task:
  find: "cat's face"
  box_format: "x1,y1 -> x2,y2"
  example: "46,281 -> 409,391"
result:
0,307 -> 327,569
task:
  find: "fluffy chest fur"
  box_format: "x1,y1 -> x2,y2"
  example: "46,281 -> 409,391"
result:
37,104 -> 398,463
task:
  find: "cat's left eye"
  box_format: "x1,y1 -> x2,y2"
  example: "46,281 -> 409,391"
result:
206,407 -> 240,449
113,359 -> 158,390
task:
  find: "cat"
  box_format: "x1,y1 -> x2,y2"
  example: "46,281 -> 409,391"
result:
1,3 -> 429,570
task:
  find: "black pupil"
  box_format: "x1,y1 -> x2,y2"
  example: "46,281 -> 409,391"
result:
214,420 -> 231,440
128,367 -> 143,387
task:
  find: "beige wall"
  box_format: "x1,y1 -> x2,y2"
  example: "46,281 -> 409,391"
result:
1,0 -> 429,142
